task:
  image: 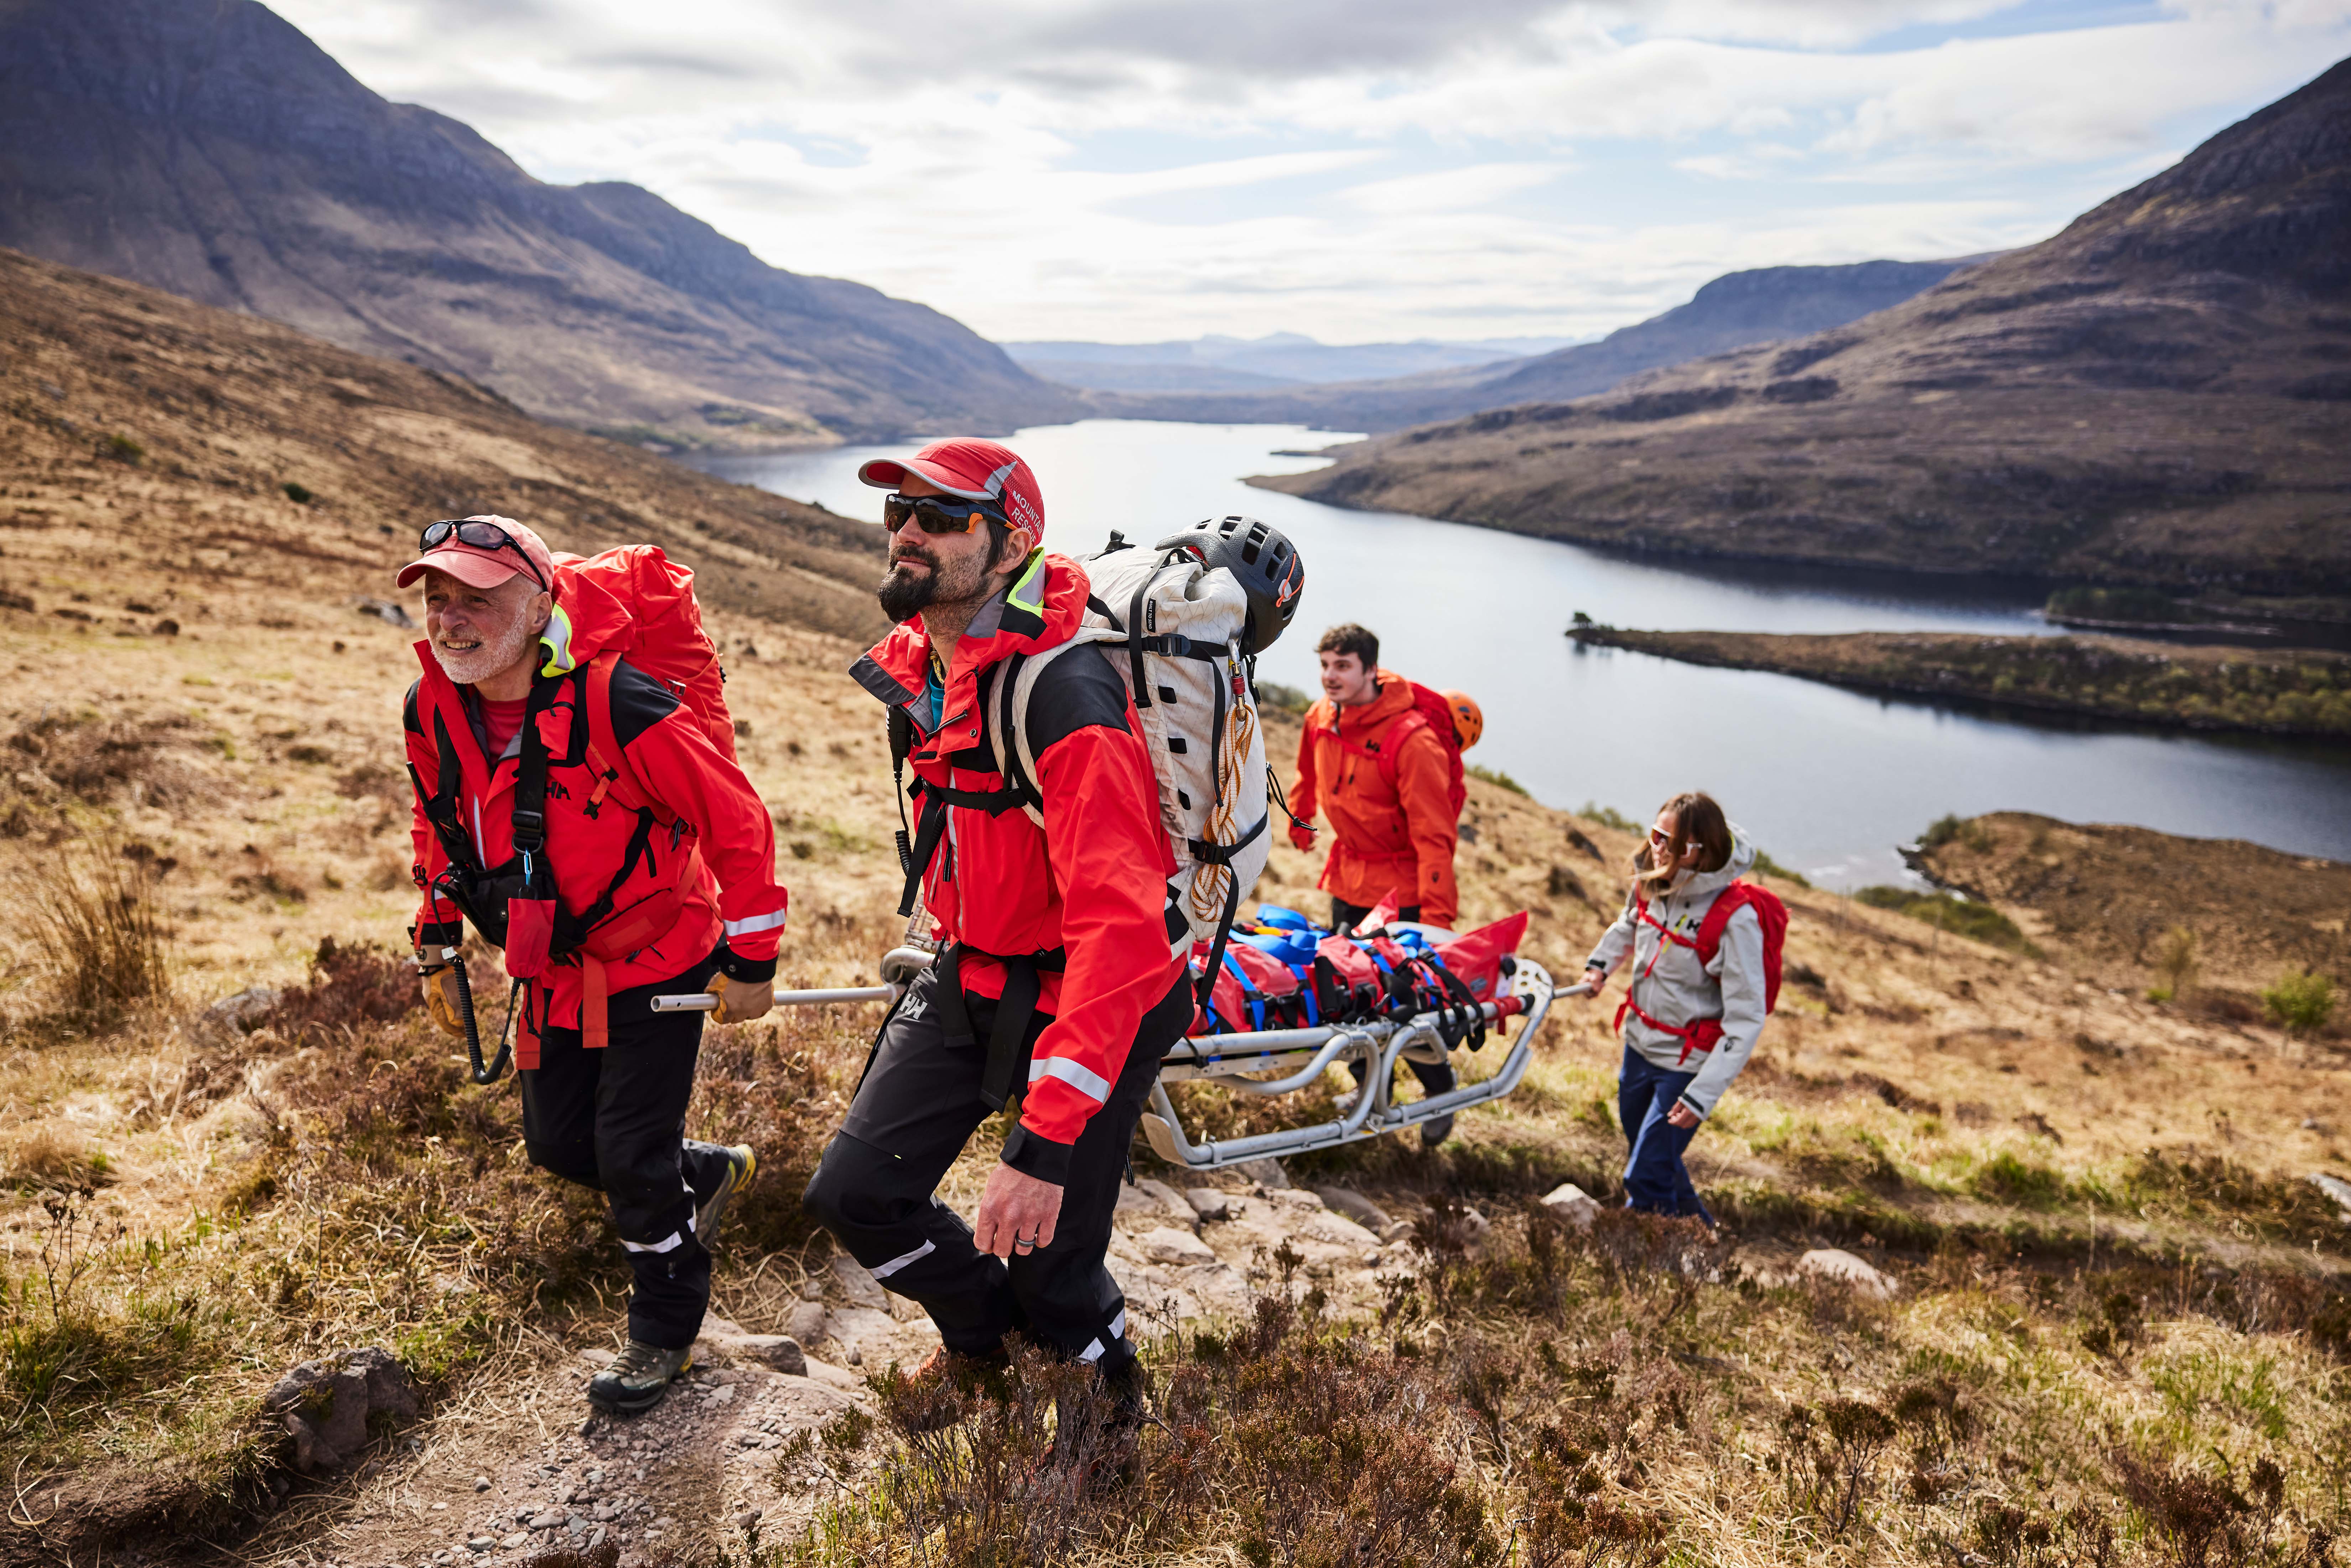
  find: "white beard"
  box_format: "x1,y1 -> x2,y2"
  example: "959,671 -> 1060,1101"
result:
432,615 -> 534,686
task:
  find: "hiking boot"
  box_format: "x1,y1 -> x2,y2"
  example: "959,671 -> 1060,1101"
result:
1102,1356 -> 1150,1438
587,1340 -> 692,1414
694,1143 -> 756,1243
1033,1359 -> 1151,1495
1419,1111 -> 1456,1148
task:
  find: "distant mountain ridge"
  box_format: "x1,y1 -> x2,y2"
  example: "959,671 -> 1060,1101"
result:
1085,259 -> 1976,429
1008,331 -> 1583,392
0,0 -> 1078,447
1264,59 -> 2351,597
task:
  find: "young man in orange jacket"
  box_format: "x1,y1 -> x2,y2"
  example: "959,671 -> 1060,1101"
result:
399,518 -> 787,1413
1286,622 -> 1463,1141
803,440 -> 1189,1403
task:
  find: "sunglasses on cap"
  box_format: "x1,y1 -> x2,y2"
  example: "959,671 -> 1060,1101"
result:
882,493 -> 1005,536
418,518 -> 547,591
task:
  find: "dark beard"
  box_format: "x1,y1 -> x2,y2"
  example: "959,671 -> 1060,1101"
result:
877,560 -> 938,623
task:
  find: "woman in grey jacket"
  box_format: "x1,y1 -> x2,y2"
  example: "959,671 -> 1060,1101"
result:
1580,791 -> 1771,1225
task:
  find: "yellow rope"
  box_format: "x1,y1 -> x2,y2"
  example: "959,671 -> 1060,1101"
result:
1189,654 -> 1257,928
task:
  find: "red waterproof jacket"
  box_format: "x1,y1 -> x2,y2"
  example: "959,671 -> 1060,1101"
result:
850,551 -> 1182,1184
406,564 -> 787,1057
1291,670 -> 1460,926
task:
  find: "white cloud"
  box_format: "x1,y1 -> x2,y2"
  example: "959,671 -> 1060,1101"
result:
263,0 -> 2351,342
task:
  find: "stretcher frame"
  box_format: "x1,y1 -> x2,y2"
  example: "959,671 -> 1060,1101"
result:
655,950 -> 1573,1172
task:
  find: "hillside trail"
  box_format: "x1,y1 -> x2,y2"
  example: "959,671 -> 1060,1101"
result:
231,1167 -> 1407,1567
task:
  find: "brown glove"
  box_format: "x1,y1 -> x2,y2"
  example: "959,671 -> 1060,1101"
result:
419,965 -> 468,1040
709,972 -> 774,1025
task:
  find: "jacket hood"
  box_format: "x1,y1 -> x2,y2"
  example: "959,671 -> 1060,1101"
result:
1672,828 -> 1756,901
853,551 -> 1089,708
535,554 -> 635,675
1360,669 -> 1420,725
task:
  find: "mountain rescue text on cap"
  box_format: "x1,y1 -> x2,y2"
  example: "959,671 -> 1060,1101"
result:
858,438 -> 1045,541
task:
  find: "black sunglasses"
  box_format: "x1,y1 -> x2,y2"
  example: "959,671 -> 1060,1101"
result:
882,493 -> 1005,536
419,519 -> 547,591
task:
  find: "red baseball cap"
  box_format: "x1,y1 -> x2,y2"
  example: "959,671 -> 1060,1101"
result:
858,438 -> 1044,540
394,515 -> 555,592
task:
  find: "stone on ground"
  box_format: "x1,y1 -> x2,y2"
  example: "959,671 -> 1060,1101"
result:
1180,1187 -> 1230,1222
1540,1182 -> 1600,1229
785,1299 -> 829,1346
828,1254 -> 889,1309
1234,1156 -> 1290,1188
1797,1248 -> 1898,1298
264,1346 -> 418,1475
1313,1186 -> 1392,1231
1140,1226 -> 1218,1266
1134,1177 -> 1200,1228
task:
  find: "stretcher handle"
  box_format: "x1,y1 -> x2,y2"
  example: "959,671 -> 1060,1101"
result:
650,983 -> 898,1013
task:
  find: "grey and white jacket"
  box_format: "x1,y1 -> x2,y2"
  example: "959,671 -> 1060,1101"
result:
1584,831 -> 1768,1121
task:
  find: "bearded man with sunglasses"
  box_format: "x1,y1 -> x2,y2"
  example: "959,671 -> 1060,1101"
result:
804,439 -> 1190,1418
397,516 -> 789,1413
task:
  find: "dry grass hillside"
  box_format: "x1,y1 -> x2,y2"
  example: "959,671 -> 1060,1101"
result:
1916,811 -> 2351,997
0,246 -> 890,643
0,255 -> 2346,1567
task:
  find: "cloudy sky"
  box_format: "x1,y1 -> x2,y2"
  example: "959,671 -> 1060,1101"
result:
274,0 -> 2351,346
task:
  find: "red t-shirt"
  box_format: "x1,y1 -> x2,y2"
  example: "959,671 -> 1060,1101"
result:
480,696 -> 528,759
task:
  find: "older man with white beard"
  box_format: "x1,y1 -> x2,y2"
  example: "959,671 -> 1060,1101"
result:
398,516 -> 789,1414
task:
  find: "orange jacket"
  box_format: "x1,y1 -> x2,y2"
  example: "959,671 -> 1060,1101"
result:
1290,669 -> 1459,926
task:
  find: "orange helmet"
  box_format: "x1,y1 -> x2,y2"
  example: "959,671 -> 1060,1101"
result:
1441,689 -> 1483,750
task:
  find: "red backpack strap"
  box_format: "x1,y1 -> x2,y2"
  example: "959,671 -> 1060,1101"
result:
1372,707 -> 1430,791
1692,880 -> 1754,963
1692,878 -> 1785,1014
579,653 -> 664,825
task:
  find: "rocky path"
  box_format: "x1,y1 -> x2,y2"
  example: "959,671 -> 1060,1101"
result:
242,1165 -> 1430,1567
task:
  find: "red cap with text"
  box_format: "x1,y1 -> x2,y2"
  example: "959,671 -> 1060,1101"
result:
858,438 -> 1043,540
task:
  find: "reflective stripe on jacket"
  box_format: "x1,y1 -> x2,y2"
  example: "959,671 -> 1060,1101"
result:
850,551 -> 1182,1172
1586,832 -> 1766,1120
1289,670 -> 1459,925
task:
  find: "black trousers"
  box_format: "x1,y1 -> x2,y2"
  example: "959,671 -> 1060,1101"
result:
803,966 -> 1192,1371
1330,898 -> 1456,1101
520,948 -> 734,1350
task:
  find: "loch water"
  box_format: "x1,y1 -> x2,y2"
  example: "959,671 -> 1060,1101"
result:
694,420 -> 2351,888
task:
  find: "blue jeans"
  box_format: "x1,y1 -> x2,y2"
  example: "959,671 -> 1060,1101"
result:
1618,1044 -> 1714,1224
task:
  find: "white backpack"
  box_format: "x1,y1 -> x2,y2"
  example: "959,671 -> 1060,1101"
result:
979,538 -> 1273,967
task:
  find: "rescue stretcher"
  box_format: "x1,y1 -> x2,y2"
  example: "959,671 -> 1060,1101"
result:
653,944 -> 1577,1172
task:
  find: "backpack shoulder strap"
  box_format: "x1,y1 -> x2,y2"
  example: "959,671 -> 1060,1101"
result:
578,652 -> 664,824
1373,707 -> 1433,790
511,667 -> 571,858
1692,879 -> 1754,962
984,629 -> 1126,827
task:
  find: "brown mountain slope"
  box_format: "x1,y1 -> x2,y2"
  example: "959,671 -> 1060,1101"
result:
1265,58 -> 2351,597
0,245 -> 891,642
0,0 -> 1077,448
1916,811 -> 2351,993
